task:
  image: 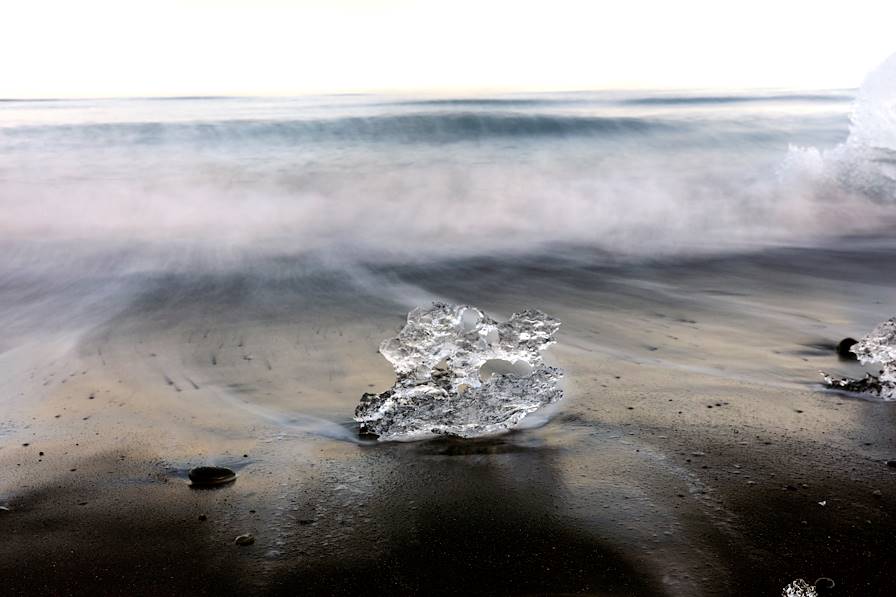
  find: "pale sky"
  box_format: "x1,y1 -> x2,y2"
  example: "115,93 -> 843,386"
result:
2,0 -> 894,98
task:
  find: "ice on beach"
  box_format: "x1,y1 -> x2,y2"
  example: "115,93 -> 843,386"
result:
822,317 -> 896,400
354,303 -> 563,440
782,579 -> 817,597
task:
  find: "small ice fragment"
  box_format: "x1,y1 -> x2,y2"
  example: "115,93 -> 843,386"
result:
822,317 -> 896,400
354,303 -> 563,441
782,579 -> 817,597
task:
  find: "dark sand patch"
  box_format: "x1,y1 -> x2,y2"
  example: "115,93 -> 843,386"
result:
2,245 -> 896,595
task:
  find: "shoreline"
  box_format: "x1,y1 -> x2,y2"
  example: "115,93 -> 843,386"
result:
2,244 -> 895,596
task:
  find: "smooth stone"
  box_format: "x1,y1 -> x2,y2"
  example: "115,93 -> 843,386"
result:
235,534 -> 255,546
188,466 -> 236,487
836,337 -> 858,359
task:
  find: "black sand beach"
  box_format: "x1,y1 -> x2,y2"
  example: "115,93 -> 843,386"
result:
2,241 -> 895,596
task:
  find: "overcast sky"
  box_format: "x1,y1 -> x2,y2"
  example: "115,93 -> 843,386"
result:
2,0 -> 894,98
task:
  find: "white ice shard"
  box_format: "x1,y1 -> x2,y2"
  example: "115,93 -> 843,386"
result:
823,317 -> 896,400
354,303 -> 563,440
782,579 -> 818,597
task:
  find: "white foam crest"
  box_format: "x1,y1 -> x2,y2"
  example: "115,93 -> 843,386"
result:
783,52 -> 896,203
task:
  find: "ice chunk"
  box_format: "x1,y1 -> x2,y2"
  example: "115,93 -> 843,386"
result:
822,317 -> 896,400
782,579 -> 817,597
354,303 -> 563,440
853,318 -> 896,384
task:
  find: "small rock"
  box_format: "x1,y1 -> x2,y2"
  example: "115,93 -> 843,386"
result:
235,534 -> 255,546
188,466 -> 236,488
886,460 -> 896,468
872,489 -> 882,498
198,514 -> 207,521
0,505 -> 11,512
837,337 -> 858,359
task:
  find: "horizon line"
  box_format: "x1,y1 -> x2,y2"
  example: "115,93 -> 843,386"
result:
0,86 -> 859,103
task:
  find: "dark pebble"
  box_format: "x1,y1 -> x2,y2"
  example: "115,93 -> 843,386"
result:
886,460 -> 896,468
235,534 -> 255,546
188,466 -> 236,488
198,514 -> 207,521
837,337 -> 858,359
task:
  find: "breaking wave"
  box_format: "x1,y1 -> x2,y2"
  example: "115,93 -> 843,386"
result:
783,53 -> 896,204
0,55 -> 893,271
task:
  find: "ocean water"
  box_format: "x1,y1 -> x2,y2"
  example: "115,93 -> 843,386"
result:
1,56 -> 895,352
4,59 -> 896,597
2,55 -> 894,275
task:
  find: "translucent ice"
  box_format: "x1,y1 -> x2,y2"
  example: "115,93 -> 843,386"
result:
822,317 -> 896,400
781,579 -> 817,597
354,303 -> 563,440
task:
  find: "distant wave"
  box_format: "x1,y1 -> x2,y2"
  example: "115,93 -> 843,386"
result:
0,73 -> 891,267
622,93 -> 853,105
380,98 -> 591,108
1,113 -> 680,146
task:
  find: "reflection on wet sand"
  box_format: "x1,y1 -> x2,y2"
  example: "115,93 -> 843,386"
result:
2,244 -> 896,595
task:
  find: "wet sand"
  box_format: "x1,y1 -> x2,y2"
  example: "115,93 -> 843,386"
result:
2,242 -> 896,596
